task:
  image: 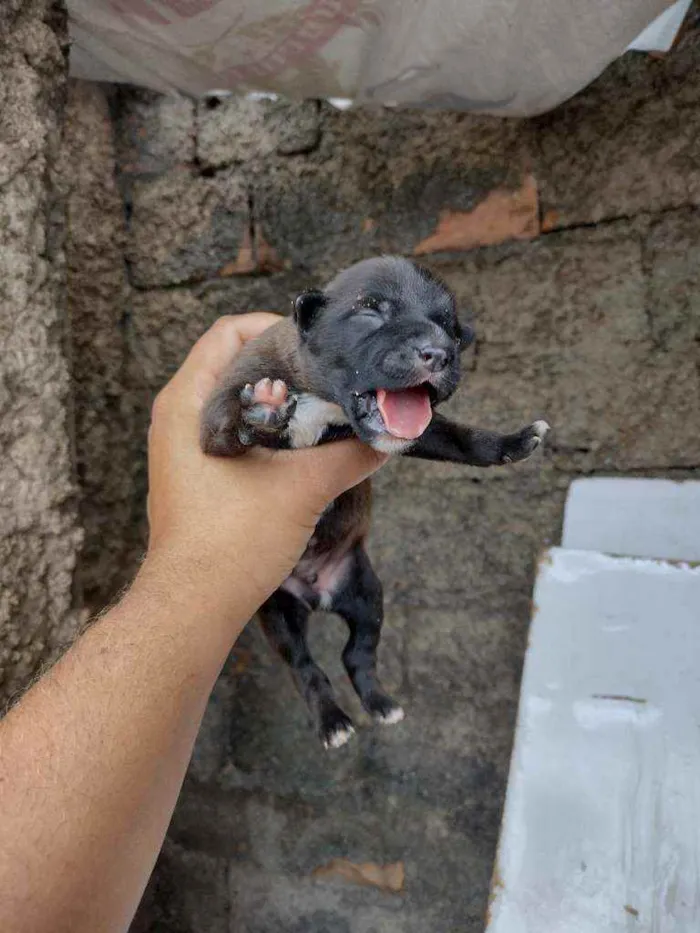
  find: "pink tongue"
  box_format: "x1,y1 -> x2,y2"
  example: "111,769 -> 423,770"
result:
376,387 -> 432,439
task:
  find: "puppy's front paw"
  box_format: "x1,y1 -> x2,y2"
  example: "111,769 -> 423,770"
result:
501,420 -> 550,464
239,378 -> 297,441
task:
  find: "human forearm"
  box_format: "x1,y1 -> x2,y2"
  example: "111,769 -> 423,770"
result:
0,314 -> 385,933
0,554 -> 250,933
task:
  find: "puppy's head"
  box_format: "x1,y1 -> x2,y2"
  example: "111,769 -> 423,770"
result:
293,256 -> 473,452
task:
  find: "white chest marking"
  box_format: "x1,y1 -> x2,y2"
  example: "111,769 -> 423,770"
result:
287,394 -> 349,448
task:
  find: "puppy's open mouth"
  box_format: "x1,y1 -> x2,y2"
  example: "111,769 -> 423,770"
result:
356,384 -> 436,440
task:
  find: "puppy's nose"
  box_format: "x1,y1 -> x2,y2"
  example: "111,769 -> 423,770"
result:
418,346 -> 448,372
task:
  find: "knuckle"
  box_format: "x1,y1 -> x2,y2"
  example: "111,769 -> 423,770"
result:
211,315 -> 240,339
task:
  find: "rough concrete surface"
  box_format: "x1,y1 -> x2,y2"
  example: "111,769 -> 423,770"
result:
114,87 -> 195,176
2,9 -> 700,933
126,167 -> 251,288
528,32 -> 700,228
57,79 -> 136,606
433,223 -> 700,473
0,0 -> 83,704
197,95 -> 321,168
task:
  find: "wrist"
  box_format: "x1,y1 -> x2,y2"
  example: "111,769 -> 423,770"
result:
111,553 -> 251,689
128,544 -> 268,648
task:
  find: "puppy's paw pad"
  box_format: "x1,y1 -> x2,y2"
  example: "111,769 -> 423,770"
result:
320,710 -> 355,750
250,378 -> 288,407
240,380 -> 297,430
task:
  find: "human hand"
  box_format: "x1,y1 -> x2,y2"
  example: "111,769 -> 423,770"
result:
142,314 -> 387,620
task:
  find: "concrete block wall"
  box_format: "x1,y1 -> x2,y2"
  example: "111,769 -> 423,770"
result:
0,0 -> 83,703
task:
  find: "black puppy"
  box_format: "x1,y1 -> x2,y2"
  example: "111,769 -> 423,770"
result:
202,256 -> 548,748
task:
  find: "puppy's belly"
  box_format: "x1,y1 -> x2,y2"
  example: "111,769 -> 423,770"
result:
280,548 -> 354,610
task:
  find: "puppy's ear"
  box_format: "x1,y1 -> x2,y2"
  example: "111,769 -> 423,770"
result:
456,317 -> 476,353
293,289 -> 326,336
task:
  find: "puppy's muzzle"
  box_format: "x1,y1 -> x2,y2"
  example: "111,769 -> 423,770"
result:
382,342 -> 454,382
417,345 -> 449,373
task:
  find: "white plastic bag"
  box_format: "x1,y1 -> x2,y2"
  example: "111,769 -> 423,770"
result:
67,0 -> 674,116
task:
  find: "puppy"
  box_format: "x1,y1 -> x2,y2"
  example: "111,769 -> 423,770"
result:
201,256 -> 548,749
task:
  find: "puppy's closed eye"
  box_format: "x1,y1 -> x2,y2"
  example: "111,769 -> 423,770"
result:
354,297 -> 392,326
356,295 -> 390,314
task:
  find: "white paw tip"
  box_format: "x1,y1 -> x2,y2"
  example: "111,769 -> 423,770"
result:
378,705 -> 405,725
532,420 -> 550,439
324,725 -> 354,749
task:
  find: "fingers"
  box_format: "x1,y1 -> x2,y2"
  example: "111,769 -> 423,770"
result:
174,313 -> 282,405
286,438 -> 389,509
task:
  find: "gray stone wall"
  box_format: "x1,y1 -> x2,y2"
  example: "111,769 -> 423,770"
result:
1,7 -> 700,931
0,0 -> 83,704
59,79 -> 138,606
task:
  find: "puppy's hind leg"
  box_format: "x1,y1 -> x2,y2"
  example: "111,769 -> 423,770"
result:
258,589 -> 355,750
331,546 -> 404,726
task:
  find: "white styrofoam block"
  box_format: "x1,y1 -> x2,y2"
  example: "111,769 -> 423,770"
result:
626,0 -> 692,52
562,478 -> 700,562
487,548 -> 700,933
